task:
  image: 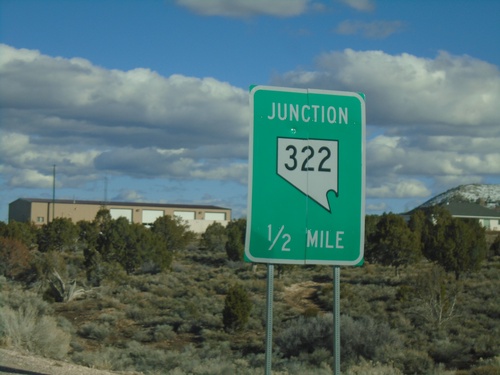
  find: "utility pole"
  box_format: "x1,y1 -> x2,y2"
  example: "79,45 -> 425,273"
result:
52,164 -> 56,222
104,174 -> 108,205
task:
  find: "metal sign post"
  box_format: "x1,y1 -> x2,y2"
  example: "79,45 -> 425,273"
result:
265,264 -> 274,375
333,266 -> 341,374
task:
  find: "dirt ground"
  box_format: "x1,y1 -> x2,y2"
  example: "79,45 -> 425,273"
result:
0,349 -> 140,375
283,281 -> 323,313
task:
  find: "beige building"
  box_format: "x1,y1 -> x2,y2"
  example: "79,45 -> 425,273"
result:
9,198 -> 231,234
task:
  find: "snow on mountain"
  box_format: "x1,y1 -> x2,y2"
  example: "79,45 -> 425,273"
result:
419,184 -> 500,209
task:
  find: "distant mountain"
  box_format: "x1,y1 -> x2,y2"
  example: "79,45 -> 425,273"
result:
419,184 -> 500,210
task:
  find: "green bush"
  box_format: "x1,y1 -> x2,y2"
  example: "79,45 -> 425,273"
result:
469,366 -> 500,375
200,222 -> 228,252
153,324 -> 176,341
78,322 -> 111,341
345,359 -> 403,375
429,339 -> 470,368
388,349 -> 434,374
37,217 -> 78,253
225,219 -> 246,261
341,314 -> 400,364
222,284 -> 252,331
490,234 -> 500,257
276,313 -> 333,358
277,313 -> 401,367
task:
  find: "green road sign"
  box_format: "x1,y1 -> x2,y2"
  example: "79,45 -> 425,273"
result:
245,86 -> 365,265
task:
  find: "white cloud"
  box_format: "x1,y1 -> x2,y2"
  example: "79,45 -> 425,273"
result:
0,131 -> 101,187
113,189 -> 145,202
175,0 -> 311,18
273,48 -> 500,203
9,169 -> 54,188
337,0 -> 375,12
0,132 -> 30,156
335,20 -> 405,39
366,202 -> 388,212
93,146 -> 247,184
0,44 -> 249,189
0,44 -> 249,150
367,179 -> 430,199
191,163 -> 248,182
284,48 -> 499,205
275,49 -> 500,130
1,44 -> 499,214
366,135 -> 500,179
416,136 -> 500,154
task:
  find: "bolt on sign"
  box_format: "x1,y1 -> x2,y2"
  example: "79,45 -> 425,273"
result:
245,85 -> 365,265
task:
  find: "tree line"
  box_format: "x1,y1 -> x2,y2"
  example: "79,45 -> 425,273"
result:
366,206 -> 499,279
1,206 -> 499,287
203,206 -> 499,280
0,208 -> 194,287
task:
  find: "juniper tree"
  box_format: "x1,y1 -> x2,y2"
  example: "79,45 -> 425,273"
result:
225,219 -> 246,262
200,222 -> 227,252
490,233 -> 500,257
222,284 -> 252,331
78,219 -> 101,285
0,220 -> 38,249
369,213 -> 421,276
364,214 -> 381,261
422,206 -> 487,280
151,215 -> 194,252
37,217 -> 78,252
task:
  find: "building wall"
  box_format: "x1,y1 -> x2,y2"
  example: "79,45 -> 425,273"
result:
9,199 -> 231,234
480,218 -> 500,231
30,201 -> 101,224
8,199 -> 32,223
187,219 -> 229,233
453,215 -> 500,232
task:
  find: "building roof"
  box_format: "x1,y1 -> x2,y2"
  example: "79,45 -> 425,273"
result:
442,202 -> 500,219
13,198 -> 230,211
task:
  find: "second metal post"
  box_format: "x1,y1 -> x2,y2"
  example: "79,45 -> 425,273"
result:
333,266 -> 340,374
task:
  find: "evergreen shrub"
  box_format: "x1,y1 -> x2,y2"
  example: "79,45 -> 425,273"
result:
222,284 -> 252,331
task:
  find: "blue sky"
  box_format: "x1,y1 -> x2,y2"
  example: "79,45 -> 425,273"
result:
1,0 -> 499,222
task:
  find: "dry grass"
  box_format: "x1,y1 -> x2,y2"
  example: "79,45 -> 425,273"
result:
0,286 -> 71,359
